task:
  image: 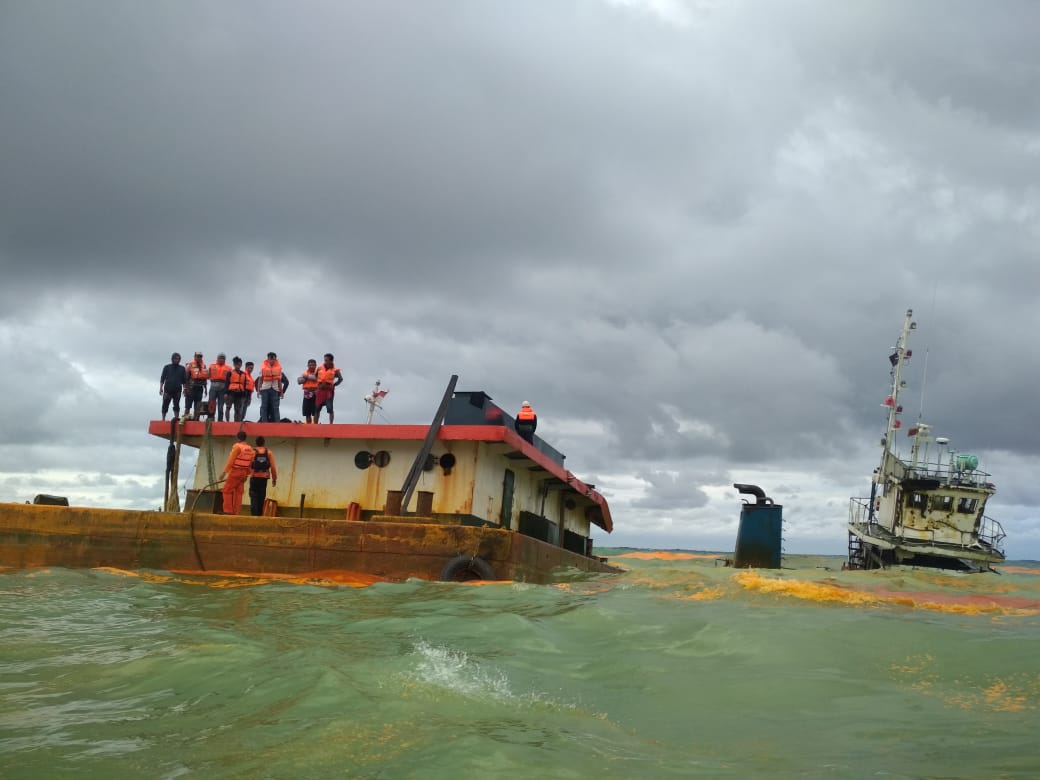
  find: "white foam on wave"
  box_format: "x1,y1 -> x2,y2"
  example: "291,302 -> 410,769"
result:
408,639 -> 514,700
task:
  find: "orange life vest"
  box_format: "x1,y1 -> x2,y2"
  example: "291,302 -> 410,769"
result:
231,442 -> 255,470
300,368 -> 319,390
227,369 -> 248,393
517,406 -> 536,422
209,362 -> 231,383
261,360 -> 282,384
317,365 -> 338,387
244,373 -> 255,392
188,362 -> 209,381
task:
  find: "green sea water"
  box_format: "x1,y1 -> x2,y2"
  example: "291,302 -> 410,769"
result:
2,552 -> 1038,779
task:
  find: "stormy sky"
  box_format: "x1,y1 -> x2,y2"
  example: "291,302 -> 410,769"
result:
2,0 -> 1038,558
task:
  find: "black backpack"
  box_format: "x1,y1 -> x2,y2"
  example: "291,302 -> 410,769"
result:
252,449 -> 270,473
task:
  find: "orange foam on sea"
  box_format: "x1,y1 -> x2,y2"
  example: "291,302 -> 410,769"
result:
734,570 -> 1040,615
613,551 -> 720,561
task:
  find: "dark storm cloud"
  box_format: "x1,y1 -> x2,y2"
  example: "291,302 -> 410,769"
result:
1,0 -> 1038,555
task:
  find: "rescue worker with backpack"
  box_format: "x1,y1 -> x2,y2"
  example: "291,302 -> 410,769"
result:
249,436 -> 278,516
219,431 -> 254,514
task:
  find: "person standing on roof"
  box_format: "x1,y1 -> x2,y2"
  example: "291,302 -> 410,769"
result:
515,401 -> 537,443
226,356 -> 251,422
314,353 -> 344,424
219,431 -> 254,515
208,353 -> 232,421
298,358 -> 319,424
159,352 -> 187,421
248,435 -> 277,516
257,352 -> 288,422
242,361 -> 256,419
185,352 -> 209,420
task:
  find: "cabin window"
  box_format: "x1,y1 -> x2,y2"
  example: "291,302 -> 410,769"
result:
928,495 -> 953,512
908,492 -> 926,510
957,497 -> 978,514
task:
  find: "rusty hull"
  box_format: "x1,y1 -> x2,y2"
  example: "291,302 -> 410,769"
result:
0,503 -> 619,583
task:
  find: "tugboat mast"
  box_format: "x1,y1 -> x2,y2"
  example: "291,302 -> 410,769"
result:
881,308 -> 916,466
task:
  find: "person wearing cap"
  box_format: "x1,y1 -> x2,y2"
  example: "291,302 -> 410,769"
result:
208,353 -> 232,421
515,401 -> 537,444
159,352 -> 187,421
257,352 -> 288,423
184,352 -> 209,420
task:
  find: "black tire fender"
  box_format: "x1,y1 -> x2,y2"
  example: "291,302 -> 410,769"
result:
440,555 -> 496,582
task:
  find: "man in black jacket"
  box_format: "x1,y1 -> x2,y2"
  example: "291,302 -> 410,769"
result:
159,353 -> 187,420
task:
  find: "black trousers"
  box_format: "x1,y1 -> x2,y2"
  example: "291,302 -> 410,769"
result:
162,391 -> 181,418
249,476 -> 269,516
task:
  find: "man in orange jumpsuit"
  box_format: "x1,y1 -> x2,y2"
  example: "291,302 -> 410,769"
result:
219,431 -> 254,514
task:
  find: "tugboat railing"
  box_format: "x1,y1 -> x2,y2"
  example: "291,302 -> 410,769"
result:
978,515 -> 1006,554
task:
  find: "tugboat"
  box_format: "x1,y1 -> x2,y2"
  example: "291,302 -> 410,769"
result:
847,310 -> 1006,571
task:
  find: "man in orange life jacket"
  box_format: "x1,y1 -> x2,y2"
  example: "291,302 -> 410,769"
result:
226,356 -> 252,422
249,436 -> 278,516
184,352 -> 209,420
314,353 -> 344,424
242,361 -> 256,419
298,358 -> 319,424
219,431 -> 254,515
208,353 -> 232,421
257,352 -> 288,422
515,401 -> 537,443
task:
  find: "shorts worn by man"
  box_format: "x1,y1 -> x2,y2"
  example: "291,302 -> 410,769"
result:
159,352 -> 187,420
314,353 -> 344,424
248,436 -> 278,516
219,431 -> 254,515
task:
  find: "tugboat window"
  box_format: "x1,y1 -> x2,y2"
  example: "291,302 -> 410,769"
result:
957,497 -> 978,513
929,495 -> 953,512
354,451 -> 372,470
908,492 -> 926,510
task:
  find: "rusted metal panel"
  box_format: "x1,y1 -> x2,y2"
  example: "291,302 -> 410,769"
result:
0,503 -> 620,582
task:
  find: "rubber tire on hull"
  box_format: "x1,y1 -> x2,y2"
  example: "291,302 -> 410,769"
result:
440,555 -> 496,582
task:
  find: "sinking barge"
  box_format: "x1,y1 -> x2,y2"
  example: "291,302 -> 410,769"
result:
0,380 -> 619,582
